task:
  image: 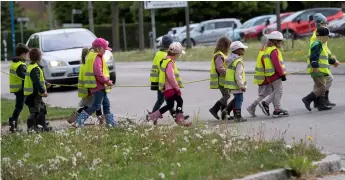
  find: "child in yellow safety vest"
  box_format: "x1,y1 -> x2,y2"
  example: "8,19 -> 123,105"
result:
8,43 -> 29,133
246,35 -> 273,117
147,42 -> 192,126
67,48 -> 104,126
302,27 -> 340,112
209,36 -> 232,120
74,38 -> 116,127
224,41 -> 248,122
147,35 -> 189,123
24,48 -> 52,132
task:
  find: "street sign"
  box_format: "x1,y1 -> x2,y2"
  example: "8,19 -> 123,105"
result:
17,17 -> 30,22
144,1 -> 187,9
72,9 -> 82,14
63,23 -> 83,28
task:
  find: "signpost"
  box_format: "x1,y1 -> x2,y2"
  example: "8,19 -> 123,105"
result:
71,9 -> 82,24
17,17 -> 30,43
144,1 -> 187,53
10,1 -> 15,57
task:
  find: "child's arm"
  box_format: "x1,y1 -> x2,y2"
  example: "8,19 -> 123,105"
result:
215,55 -> 226,76
16,64 -> 27,79
235,62 -> 245,91
166,62 -> 180,91
93,56 -> 110,84
30,67 -> 46,94
270,50 -> 285,77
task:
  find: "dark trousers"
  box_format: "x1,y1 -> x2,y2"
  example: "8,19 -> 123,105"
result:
25,95 -> 46,129
10,90 -> 25,122
159,94 -> 183,115
233,93 -> 244,109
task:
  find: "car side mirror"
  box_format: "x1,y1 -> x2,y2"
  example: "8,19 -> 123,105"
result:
265,19 -> 270,26
309,16 -> 313,22
296,18 -> 301,24
200,26 -> 205,33
172,29 -> 177,34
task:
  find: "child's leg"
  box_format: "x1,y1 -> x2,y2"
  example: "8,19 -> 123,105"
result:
101,92 -> 116,126
96,108 -> 103,116
159,97 -> 175,115
9,91 -> 25,131
76,91 -> 105,126
25,95 -> 40,131
233,93 -> 246,122
37,102 -> 52,131
313,76 -> 331,111
174,94 -> 191,126
152,90 -> 165,112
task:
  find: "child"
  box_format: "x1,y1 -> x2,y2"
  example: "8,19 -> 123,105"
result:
224,41 -> 248,122
309,13 -> 339,108
302,27 -> 340,111
147,42 -> 192,126
67,48 -> 104,125
24,48 -> 52,132
209,36 -> 232,120
74,38 -> 116,127
147,35 -> 189,122
246,35 -> 273,117
8,43 -> 29,133
258,31 -> 289,118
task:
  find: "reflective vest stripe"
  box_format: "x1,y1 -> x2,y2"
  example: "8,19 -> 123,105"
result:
210,51 -> 227,89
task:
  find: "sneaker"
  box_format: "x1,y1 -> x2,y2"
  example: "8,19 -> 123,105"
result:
272,109 -> 289,118
258,101 -> 270,116
246,105 -> 256,117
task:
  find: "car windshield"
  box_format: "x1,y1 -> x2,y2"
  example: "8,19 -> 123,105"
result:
180,27 -> 195,34
241,19 -> 255,28
42,31 -> 95,52
282,11 -> 304,22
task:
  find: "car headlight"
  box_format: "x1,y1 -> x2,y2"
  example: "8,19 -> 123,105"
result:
103,53 -> 113,63
49,60 -> 66,67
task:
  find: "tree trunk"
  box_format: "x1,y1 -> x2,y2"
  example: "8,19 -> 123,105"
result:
138,1 -> 145,51
111,1 -> 120,51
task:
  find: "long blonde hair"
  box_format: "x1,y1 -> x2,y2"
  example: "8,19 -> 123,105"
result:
214,36 -> 231,55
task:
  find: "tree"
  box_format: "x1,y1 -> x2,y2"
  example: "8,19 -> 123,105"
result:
112,1 -> 120,51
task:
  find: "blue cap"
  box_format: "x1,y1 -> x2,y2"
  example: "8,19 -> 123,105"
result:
313,13 -> 328,28
162,35 -> 173,48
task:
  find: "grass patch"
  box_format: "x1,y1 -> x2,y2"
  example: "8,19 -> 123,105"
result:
1,99 -> 75,125
114,37 -> 345,62
1,124 -> 324,179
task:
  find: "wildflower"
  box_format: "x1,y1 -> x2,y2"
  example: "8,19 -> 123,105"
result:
72,156 -> 77,167
285,145 -> 292,149
211,139 -> 218,145
260,164 -> 264,168
254,146 -> 259,150
65,146 -> 71,153
158,172 -> 165,179
219,133 -> 226,140
170,171 -> 175,175
2,157 -> 11,164
69,172 -> 78,179
181,148 -> 187,152
60,143 -> 64,146
142,147 -> 149,151
307,136 -> 313,141
24,153 -> 31,158
184,130 -> 189,135
195,133 -> 202,139
197,146 -> 202,151
16,160 -> 24,167
184,136 -> 189,143
92,158 -> 102,166
269,149 -> 273,153
76,152 -> 82,158
176,162 -> 181,167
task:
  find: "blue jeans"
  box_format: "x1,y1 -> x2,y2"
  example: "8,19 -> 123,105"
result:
85,90 -> 111,115
234,93 -> 243,109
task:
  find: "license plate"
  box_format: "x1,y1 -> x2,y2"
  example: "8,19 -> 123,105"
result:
73,67 -> 80,73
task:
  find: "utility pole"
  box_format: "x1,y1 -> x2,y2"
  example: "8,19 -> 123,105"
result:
88,1 -> 95,33
185,2 -> 191,49
138,1 -> 145,51
10,1 -> 16,57
48,1 -> 53,30
276,1 -> 281,32
112,1 -> 120,51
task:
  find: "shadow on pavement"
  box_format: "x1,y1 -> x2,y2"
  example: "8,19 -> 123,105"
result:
48,86 -> 78,93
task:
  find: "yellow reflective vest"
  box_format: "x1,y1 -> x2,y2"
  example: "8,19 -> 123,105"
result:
24,63 -> 46,96
310,31 -> 332,55
253,50 -> 266,85
9,61 -> 26,93
150,50 -> 167,83
307,41 -> 331,75
83,51 -> 111,93
78,64 -> 88,98
262,46 -> 286,76
158,58 -> 183,91
224,57 -> 247,90
210,51 -> 227,89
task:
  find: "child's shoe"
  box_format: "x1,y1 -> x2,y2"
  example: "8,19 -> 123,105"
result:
234,109 -> 247,122
75,111 -> 89,127
97,115 -> 106,125
258,101 -> 270,116
272,109 -> 289,118
67,112 -> 78,124
246,105 -> 256,117
104,113 -> 117,127
147,110 -> 163,124
175,113 -> 192,126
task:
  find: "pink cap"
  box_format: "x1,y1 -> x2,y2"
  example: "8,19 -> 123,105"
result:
92,38 -> 112,51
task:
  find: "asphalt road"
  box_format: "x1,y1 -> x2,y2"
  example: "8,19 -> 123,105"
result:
1,62 -> 345,155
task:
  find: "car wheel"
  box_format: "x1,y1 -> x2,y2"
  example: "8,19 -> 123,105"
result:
182,38 -> 195,47
283,30 -> 296,39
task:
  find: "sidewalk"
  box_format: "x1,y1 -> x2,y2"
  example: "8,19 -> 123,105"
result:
318,173 -> 345,180
115,61 -> 345,75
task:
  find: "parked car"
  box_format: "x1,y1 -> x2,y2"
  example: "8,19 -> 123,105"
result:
328,15 -> 345,36
176,18 -> 242,46
156,23 -> 199,47
265,8 -> 344,39
25,28 -> 116,86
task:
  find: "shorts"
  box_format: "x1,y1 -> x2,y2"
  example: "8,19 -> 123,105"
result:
78,95 -> 94,107
258,84 -> 273,97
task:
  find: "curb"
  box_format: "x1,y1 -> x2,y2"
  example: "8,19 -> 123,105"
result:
233,154 -> 342,180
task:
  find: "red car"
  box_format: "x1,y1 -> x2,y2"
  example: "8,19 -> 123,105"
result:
243,12 -> 294,40
265,8 -> 344,39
